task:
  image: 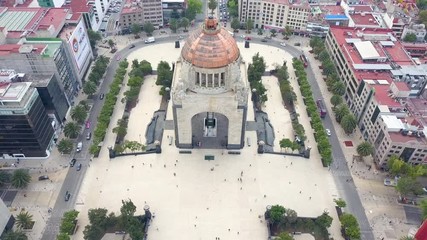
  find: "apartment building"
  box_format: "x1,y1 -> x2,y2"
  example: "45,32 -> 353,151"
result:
402,23 -> 427,42
325,26 -> 427,165
119,0 -> 163,29
0,41 -> 80,105
238,0 -> 310,31
0,82 -> 55,158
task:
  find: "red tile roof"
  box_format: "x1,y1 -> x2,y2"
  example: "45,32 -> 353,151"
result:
351,5 -> 373,12
63,0 -> 92,13
351,13 -> 380,26
395,81 -> 410,91
321,5 -> 344,14
373,84 -> 401,107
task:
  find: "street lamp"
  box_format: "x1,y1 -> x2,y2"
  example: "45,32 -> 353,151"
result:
165,87 -> 171,101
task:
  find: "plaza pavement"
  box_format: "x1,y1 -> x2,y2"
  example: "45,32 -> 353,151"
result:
73,42 -> 344,240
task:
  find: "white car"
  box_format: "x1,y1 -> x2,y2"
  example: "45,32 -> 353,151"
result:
280,42 -> 286,47
326,129 -> 331,136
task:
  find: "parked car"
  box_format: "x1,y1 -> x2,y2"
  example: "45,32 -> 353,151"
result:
76,163 -> 82,171
85,121 -> 91,129
261,39 -> 268,42
116,55 -> 121,61
245,36 -> 251,40
294,43 -> 301,46
70,158 -> 77,167
326,129 -> 331,136
129,44 -> 135,49
86,132 -> 92,140
76,141 -> 83,152
99,93 -> 105,100
384,177 -> 399,187
38,175 -> 49,181
280,42 -> 286,47
65,191 -> 71,201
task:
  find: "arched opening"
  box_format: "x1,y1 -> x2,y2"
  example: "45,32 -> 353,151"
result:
191,112 -> 229,149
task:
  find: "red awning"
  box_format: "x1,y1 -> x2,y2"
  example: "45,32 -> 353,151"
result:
415,220 -> 427,240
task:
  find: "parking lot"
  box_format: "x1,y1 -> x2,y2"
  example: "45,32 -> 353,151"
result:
102,0 -> 123,33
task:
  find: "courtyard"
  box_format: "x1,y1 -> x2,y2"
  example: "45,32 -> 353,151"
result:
73,42 -> 343,239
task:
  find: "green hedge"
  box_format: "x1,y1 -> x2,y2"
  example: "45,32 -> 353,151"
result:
293,58 -> 332,166
90,60 -> 129,156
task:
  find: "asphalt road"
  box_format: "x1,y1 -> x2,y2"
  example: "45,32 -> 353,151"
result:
41,33 -> 373,239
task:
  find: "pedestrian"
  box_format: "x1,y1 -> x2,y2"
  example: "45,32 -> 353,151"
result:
174,173 -> 176,176
299,191 -> 302,194
291,162 -> 293,165
309,197 -> 312,200
228,229 -> 230,232
164,164 -> 166,168
224,179 -> 226,181
264,194 -> 266,198
150,164 -> 152,167
241,171 -> 243,176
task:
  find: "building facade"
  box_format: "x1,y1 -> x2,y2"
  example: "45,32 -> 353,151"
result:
172,17 -> 248,149
0,199 -> 13,237
119,0 -> 164,29
238,0 -> 310,30
0,82 -> 55,158
402,24 -> 427,42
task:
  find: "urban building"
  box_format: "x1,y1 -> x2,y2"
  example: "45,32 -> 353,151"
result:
119,0 -> 163,29
37,0 -> 65,7
172,17 -> 248,149
0,39 -> 81,105
0,199 -> 13,237
62,0 -> 95,31
0,82 -> 55,158
402,23 -> 427,42
0,7 -> 68,43
162,0 -> 186,22
325,26 -> 427,165
391,17 -> 406,39
238,0 -> 310,31
401,42 -> 427,58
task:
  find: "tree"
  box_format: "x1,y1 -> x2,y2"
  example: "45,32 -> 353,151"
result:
87,29 -> 102,49
403,33 -> 417,42
71,105 -> 88,124
269,205 -> 286,225
330,94 -> 343,109
399,237 -> 414,240
341,114 -> 357,135
64,122 -> 81,139
108,39 -> 115,49
227,0 -> 238,17
186,0 -> 203,20
83,81 -> 97,96
356,141 -> 374,159
334,198 -> 347,208
315,212 -> 333,229
57,139 -> 73,154
282,26 -> 292,38
11,169 -> 31,189
143,22 -> 155,36
334,104 -> 349,123
278,232 -> 294,240
60,210 -> 79,235
246,19 -> 254,33
421,199 -> 427,220
231,18 -> 240,32
0,171 -> 11,186
279,138 -> 293,152
388,155 -> 406,175
420,10 -> 427,25
156,61 -> 173,88
180,17 -> 190,31
131,24 -> 141,37
270,29 -> 277,37
208,0 -> 218,15
2,230 -> 28,240
15,211 -> 33,229
169,18 -> 180,33
332,81 -> 346,96
113,118 -> 128,139
396,176 -> 423,196
57,233 -> 71,240
340,213 -> 361,240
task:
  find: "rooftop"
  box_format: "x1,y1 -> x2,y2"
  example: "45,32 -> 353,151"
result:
0,43 -> 47,56
350,13 -> 380,27
0,82 -> 31,103
350,5 -> 373,12
372,84 -> 401,108
121,0 -> 143,14
62,0 -> 92,13
405,97 -> 427,126
330,26 -> 413,74
265,0 -> 310,8
0,7 -> 68,39
389,131 -> 427,145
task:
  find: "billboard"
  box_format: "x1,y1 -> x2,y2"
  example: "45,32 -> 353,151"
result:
69,20 -> 91,71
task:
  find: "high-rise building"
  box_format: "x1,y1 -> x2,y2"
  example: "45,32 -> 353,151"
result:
0,82 -> 55,158
119,0 -> 164,29
238,0 -> 310,31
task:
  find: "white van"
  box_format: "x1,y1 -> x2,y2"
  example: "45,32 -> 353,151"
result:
144,37 -> 155,44
76,142 -> 82,152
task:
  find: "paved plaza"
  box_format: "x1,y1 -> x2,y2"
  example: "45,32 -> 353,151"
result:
73,42 -> 343,239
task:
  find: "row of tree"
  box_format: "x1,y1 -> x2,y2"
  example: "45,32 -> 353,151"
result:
89,60 -> 129,156
83,56 -> 110,97
124,59 -> 152,109
57,101 -> 92,154
274,61 -> 306,144
309,37 -> 358,136
84,199 -> 146,240
248,53 -> 268,104
156,61 -> 173,95
57,210 -> 79,240
293,58 -> 332,166
333,199 -> 361,240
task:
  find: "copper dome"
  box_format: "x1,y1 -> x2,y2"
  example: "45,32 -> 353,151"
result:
181,18 -> 240,69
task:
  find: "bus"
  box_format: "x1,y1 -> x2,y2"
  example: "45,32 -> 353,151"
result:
316,99 -> 327,118
300,54 -> 308,67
